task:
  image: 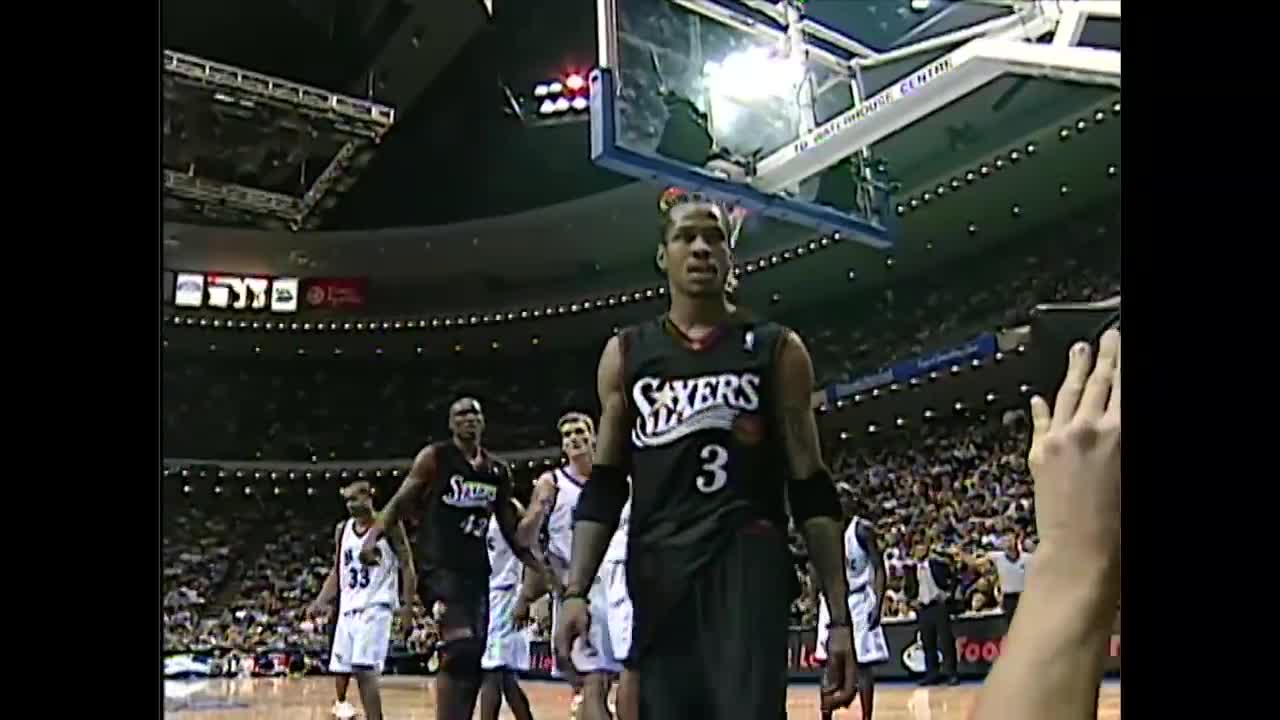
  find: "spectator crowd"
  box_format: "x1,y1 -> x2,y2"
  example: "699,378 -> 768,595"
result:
165,414 -> 1039,659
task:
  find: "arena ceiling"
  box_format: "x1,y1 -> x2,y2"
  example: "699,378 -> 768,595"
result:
162,0 -> 1120,314
164,106 -> 1120,313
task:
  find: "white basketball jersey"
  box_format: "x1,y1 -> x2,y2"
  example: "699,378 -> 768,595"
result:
338,518 -> 400,612
487,517 -> 522,590
602,498 -> 630,565
546,467 -> 584,567
844,517 -> 874,596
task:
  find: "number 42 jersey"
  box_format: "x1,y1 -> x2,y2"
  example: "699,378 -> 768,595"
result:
416,441 -> 511,577
621,313 -> 790,585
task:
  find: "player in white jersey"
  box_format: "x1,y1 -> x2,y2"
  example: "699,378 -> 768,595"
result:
308,481 -> 417,720
515,411 -> 634,720
813,494 -> 887,720
600,498 -> 636,720
478,498 -> 536,720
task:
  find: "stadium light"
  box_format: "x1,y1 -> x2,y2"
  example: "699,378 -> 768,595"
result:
702,47 -> 805,152
565,73 -> 585,91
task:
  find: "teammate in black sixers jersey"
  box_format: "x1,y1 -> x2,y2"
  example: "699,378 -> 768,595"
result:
362,397 -> 556,720
556,190 -> 859,719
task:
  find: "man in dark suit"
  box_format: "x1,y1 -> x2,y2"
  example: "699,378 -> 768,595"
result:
904,543 -> 959,685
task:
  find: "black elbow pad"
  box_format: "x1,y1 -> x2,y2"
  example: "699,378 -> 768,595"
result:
789,470 -> 842,524
573,465 -> 629,527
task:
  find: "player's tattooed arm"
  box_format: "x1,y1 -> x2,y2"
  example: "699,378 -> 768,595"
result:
366,446 -> 436,549
566,334 -> 629,597
516,472 -> 557,549
776,329 -> 851,625
386,520 -> 418,607
857,520 -> 887,627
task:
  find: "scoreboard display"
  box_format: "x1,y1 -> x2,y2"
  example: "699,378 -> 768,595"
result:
169,273 -> 364,314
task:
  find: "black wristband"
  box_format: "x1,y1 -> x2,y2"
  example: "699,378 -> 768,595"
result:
563,588 -> 590,602
790,469 -> 842,524
825,621 -> 851,630
573,464 -> 629,526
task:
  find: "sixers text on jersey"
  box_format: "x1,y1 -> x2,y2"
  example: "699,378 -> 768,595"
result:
630,372 -> 762,447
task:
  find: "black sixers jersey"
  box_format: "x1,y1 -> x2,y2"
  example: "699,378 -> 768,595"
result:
416,441 -> 511,575
622,313 -> 791,592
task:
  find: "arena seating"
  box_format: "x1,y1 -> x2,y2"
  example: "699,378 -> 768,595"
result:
162,205 -> 1118,462
165,413 -> 1037,654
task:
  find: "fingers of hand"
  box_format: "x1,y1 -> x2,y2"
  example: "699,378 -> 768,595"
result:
1052,342 -> 1092,430
1080,329 -> 1120,417
1106,333 -> 1120,421
1029,394 -> 1051,444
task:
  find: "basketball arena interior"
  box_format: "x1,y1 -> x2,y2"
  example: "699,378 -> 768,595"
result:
162,0 -> 1122,717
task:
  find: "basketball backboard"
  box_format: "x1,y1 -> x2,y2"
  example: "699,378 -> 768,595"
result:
590,0 -> 1121,250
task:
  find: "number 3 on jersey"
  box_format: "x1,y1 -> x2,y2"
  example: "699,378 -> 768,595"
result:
696,443 -> 729,493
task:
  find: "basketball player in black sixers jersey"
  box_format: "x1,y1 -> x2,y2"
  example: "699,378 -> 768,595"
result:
363,397 -> 557,720
556,189 -> 859,719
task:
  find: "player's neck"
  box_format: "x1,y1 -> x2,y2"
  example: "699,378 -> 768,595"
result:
352,514 -> 372,532
568,455 -> 592,478
667,294 -> 733,333
453,435 -> 482,461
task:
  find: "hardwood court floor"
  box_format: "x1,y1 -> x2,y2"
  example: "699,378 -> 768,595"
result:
164,676 -> 1121,719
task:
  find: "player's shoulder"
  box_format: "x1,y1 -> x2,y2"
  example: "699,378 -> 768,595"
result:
851,517 -> 875,538
334,519 -> 347,537
413,442 -> 444,464
766,321 -> 803,348
619,315 -> 666,343
483,451 -> 512,477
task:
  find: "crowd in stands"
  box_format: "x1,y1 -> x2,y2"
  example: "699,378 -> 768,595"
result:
164,413 -> 1036,657
162,203 -> 1119,461
789,415 -> 1036,628
164,496 -> 444,663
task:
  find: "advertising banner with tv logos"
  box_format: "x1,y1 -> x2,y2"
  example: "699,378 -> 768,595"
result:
169,272 -> 298,314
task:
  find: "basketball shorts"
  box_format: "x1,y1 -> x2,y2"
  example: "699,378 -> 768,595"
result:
814,591 -> 890,665
420,566 -> 489,643
329,603 -> 395,674
550,574 -> 626,675
603,560 -> 633,662
482,584 -> 531,671
628,523 -> 793,720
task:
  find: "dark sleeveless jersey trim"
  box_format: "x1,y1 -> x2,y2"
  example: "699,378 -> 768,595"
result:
663,314 -> 726,352
618,325 -> 635,413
